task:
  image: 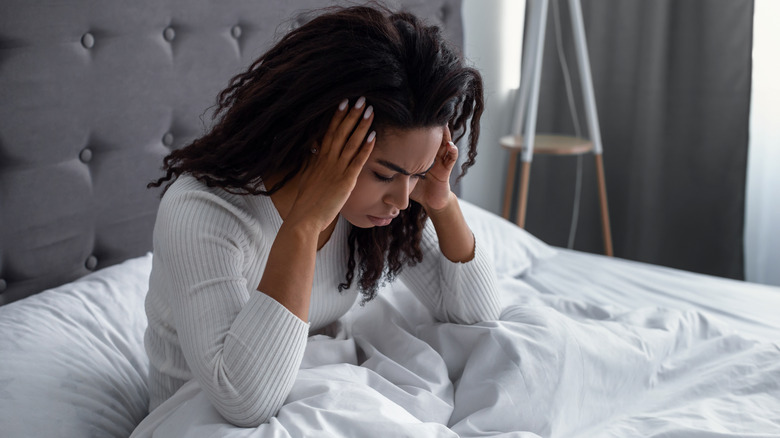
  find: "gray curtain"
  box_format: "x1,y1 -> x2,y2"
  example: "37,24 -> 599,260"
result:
519,0 -> 753,280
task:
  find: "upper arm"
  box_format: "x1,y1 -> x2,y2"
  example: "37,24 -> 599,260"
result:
155,190 -> 252,340
153,188 -> 309,426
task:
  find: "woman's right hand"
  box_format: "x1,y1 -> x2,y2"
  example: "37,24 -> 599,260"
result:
258,98 -> 374,321
286,97 -> 375,232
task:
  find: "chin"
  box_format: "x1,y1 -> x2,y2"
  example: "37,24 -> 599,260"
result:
348,221 -> 375,229
342,214 -> 374,229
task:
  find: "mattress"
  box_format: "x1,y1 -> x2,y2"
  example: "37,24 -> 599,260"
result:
1,201 -> 778,437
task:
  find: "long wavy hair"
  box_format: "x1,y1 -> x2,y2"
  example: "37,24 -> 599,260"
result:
149,4 -> 484,303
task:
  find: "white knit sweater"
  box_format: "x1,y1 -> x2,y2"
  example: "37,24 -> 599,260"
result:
143,175 -> 501,427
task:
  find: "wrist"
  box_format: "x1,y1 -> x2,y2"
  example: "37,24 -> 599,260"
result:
284,202 -> 335,234
423,191 -> 457,217
279,215 -> 323,241
424,192 -> 476,263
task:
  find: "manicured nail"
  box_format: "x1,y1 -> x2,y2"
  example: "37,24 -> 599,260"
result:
448,141 -> 457,149
355,96 -> 366,109
363,105 -> 373,119
367,131 -> 376,143
338,99 -> 349,111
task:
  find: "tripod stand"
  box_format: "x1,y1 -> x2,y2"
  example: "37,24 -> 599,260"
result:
501,0 -> 613,256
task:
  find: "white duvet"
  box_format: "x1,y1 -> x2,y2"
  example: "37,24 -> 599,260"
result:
2,202 -> 779,437
131,275 -> 780,437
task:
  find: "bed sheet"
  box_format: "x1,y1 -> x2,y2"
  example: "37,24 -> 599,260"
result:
133,263 -> 780,437
524,248 -> 780,342
2,206 -> 779,437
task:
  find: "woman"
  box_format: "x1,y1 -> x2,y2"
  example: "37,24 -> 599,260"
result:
143,4 -> 500,427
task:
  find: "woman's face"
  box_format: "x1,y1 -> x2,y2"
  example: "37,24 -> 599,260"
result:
340,127 -> 444,228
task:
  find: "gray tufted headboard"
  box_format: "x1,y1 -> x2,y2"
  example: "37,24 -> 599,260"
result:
0,0 -> 464,305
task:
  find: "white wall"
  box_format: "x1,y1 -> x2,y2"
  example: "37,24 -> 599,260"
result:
745,0 -> 780,287
460,0 -> 524,214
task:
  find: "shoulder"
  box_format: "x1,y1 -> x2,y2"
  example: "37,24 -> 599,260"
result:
155,175 -> 265,247
160,175 -> 256,219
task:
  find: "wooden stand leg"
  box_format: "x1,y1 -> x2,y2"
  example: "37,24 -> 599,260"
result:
516,161 -> 532,228
594,153 -> 614,256
502,151 -> 519,220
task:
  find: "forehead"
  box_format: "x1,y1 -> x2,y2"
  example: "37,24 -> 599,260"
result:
373,127 -> 443,172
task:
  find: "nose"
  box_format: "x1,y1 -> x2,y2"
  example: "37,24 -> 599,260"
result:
383,178 -> 410,211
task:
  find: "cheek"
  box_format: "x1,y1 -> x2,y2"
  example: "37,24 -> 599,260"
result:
345,171 -> 380,208
409,178 -> 420,193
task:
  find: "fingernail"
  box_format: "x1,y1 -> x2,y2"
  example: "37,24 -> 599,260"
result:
338,99 -> 349,111
363,105 -> 373,119
355,96 -> 366,109
367,130 -> 376,143
448,141 -> 457,149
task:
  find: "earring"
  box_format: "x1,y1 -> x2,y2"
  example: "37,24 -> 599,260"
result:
311,147 -> 318,155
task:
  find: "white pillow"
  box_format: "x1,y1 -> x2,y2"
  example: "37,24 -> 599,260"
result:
0,253 -> 153,438
459,199 -> 557,277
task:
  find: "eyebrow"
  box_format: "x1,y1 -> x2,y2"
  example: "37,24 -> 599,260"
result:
377,159 -> 435,176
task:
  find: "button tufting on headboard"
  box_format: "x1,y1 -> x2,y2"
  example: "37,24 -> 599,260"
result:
163,26 -> 176,42
81,32 -> 95,49
162,132 -> 174,147
290,15 -> 308,31
85,255 -> 98,271
0,0 -> 464,306
79,148 -> 93,163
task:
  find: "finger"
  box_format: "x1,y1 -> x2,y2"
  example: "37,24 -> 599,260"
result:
443,141 -> 459,170
435,139 -> 449,162
442,124 -> 452,144
427,141 -> 458,182
347,130 -> 376,176
436,125 -> 455,162
320,98 -> 350,154
341,105 -> 374,158
329,96 -> 368,156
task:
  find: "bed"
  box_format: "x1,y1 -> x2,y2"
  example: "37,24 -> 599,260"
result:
1,0 -> 779,437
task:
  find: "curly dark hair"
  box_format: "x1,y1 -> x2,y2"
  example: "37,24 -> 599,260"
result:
148,4 -> 484,303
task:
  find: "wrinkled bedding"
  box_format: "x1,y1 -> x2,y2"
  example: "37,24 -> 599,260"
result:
0,253 -> 151,438
132,276 -> 780,437
1,202 -> 779,437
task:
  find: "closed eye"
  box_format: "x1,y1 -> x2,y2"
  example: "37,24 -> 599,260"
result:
374,159 -> 434,182
373,172 -> 393,182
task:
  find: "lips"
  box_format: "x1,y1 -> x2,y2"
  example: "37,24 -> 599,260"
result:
367,215 -> 396,227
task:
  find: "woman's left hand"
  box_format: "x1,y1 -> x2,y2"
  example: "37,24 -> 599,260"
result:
410,126 -> 458,212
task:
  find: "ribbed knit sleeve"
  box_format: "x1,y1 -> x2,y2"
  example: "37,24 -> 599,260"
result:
155,186 -> 309,427
399,219 -> 502,324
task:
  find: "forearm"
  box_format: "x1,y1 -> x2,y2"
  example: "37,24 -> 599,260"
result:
257,220 -> 319,322
424,192 -> 475,263
203,293 -> 309,427
399,214 -> 501,324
